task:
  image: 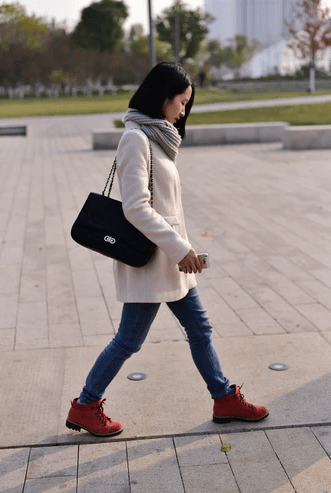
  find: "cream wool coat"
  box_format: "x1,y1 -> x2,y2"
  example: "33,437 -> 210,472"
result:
113,121 -> 197,302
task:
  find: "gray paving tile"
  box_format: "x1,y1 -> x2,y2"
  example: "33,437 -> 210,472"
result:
76,296 -> 112,335
0,328 -> 15,350
19,271 -> 46,303
211,277 -> 259,311
322,328 -> 331,342
236,307 -> 285,335
199,285 -> 243,326
15,300 -> 49,350
174,434 -> 227,466
213,320 -> 253,337
308,267 -> 331,289
267,428 -> 331,492
78,442 -> 129,493
49,323 -> 83,348
24,477 -> 77,493
46,245 -> 79,325
180,464 -> 240,493
72,268 -> 103,299
222,431 -> 295,493
0,244 -> 24,269
67,245 -> 94,271
146,303 -> 180,330
127,438 -> 184,493
0,292 -> 18,329
82,333 -> 114,346
244,284 -> 317,333
0,349 -> 66,447
45,215 -> 66,247
294,302 -> 331,331
0,447 -> 30,493
262,255 -> 314,282
27,446 -> 77,478
259,271 -> 315,305
0,266 -> 20,294
217,260 -> 263,288
16,299 -> 47,326
297,278 -> 331,311
149,327 -> 185,342
312,426 -> 331,456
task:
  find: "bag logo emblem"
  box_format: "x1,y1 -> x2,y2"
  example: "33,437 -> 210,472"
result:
104,236 -> 116,244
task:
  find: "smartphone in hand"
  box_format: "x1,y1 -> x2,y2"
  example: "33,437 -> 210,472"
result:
197,253 -> 210,269
179,253 -> 210,272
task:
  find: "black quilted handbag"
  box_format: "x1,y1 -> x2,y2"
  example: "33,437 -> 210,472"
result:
71,143 -> 156,267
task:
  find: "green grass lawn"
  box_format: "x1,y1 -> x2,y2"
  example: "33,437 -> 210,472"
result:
194,87 -> 331,105
113,101 -> 331,128
0,92 -> 132,118
186,101 -> 331,126
2,86 -> 331,119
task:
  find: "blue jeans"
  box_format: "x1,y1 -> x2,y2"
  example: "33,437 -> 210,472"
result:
79,287 -> 232,403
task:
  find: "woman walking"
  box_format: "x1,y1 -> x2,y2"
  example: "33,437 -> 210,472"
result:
66,62 -> 269,437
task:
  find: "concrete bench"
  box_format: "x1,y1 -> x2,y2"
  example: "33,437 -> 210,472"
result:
182,122 -> 288,147
93,122 -> 288,150
0,126 -> 27,136
283,125 -> 331,150
93,129 -> 123,150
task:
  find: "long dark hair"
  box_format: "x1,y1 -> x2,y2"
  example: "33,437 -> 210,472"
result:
129,62 -> 195,138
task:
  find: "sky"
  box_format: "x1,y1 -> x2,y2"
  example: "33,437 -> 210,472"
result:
19,0 -> 205,33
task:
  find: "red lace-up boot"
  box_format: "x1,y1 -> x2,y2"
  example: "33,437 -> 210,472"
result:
213,385 -> 269,423
66,398 -> 123,437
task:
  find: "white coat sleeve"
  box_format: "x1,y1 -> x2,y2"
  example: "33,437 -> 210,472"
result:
116,130 -> 191,264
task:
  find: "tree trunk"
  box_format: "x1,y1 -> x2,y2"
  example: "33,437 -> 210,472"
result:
309,63 -> 316,93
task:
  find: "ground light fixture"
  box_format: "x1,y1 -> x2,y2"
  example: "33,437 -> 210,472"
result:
127,372 -> 147,381
268,363 -> 288,371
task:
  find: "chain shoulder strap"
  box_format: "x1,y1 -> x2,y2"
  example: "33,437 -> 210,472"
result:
102,143 -> 154,208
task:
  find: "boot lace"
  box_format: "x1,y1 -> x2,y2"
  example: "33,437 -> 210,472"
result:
95,399 -> 112,425
237,384 -> 256,412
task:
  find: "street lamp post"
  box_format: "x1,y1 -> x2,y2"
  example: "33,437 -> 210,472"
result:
174,2 -> 180,63
148,0 -> 156,70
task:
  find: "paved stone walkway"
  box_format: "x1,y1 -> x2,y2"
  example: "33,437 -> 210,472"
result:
2,427 -> 331,493
1,115 -> 331,492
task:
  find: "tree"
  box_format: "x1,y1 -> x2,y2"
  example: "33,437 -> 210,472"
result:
155,1 -> 214,62
206,39 -> 226,69
0,3 -> 48,50
127,24 -> 148,55
285,0 -> 331,92
123,24 -> 173,84
224,35 -> 259,78
73,0 -> 128,53
0,3 -> 48,84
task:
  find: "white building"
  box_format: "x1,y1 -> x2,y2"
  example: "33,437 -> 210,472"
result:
205,0 -> 237,43
205,0 -> 296,46
204,0 -> 326,77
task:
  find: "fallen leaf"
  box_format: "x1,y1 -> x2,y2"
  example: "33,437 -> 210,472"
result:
221,443 -> 231,453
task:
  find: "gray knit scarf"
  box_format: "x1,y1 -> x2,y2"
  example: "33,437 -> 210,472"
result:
122,109 -> 182,162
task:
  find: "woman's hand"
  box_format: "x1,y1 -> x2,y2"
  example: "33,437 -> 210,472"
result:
178,249 -> 203,274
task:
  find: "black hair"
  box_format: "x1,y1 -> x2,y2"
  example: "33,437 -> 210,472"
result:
129,62 -> 195,138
